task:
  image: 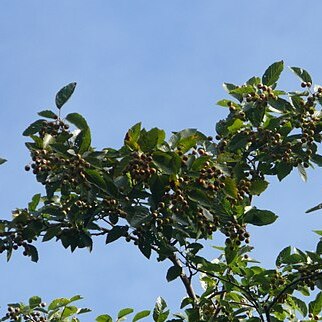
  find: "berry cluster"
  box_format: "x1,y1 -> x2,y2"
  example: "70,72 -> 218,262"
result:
5,303 -> 46,322
39,119 -> 69,138
224,219 -> 250,247
125,152 -> 156,182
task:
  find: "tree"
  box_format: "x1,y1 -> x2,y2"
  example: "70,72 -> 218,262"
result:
0,61 -> 322,322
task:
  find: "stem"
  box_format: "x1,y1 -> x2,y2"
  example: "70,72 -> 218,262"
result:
168,254 -> 197,303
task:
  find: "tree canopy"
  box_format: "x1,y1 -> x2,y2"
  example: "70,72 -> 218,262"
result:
1,61 -> 322,321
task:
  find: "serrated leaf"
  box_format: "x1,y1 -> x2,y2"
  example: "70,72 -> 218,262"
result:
262,61 -> 284,86
244,208 -> 278,226
55,82 -> 77,109
290,66 -> 312,84
166,265 -> 182,282
132,310 -> 150,321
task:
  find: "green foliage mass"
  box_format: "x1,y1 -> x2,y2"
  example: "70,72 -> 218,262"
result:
1,62 -> 322,321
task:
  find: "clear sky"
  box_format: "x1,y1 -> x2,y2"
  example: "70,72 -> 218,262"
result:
1,1 -> 322,320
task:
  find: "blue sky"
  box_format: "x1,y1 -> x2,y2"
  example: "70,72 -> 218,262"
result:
1,1 -> 322,320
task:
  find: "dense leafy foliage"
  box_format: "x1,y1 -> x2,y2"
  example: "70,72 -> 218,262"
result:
1,62 -> 322,321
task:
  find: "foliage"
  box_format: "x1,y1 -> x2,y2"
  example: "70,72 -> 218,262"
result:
1,63 -> 322,321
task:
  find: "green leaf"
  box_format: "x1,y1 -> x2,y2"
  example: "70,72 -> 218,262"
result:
166,265 -> 182,282
96,314 -> 113,322
317,240 -> 322,254
311,154 -> 322,167
124,123 -> 141,149
216,99 -> 239,108
0,158 -> 6,165
290,296 -> 307,317
309,292 -> 322,315
29,296 -> 42,309
105,226 -> 128,244
229,85 -> 254,96
55,82 -> 77,109
268,97 -> 293,112
313,230 -> 322,236
38,110 -> 58,119
244,208 -> 278,226
223,83 -> 243,102
48,298 -> 70,311
276,162 -> 292,181
225,245 -> 237,265
187,189 -> 211,208
118,308 -> 134,319
223,177 -> 238,199
23,119 -> 45,136
138,128 -> 165,153
297,164 -> 307,182
306,203 -> 322,214
28,193 -> 41,211
28,245 -> 39,262
42,226 -> 61,242
290,66 -> 312,84
132,310 -> 150,322
84,169 -> 106,191
152,151 -> 181,175
66,112 -> 89,130
61,306 -> 78,318
276,246 -> 291,266
75,128 -> 91,154
249,180 -> 269,196
262,61 -> 284,86
153,297 -> 169,322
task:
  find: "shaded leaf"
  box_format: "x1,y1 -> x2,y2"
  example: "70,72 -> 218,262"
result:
29,296 -> 42,309
244,208 -> 278,226
66,112 -> 89,130
249,180 -> 269,196
55,82 -> 77,109
38,110 -> 58,119
305,203 -> 322,214
262,61 -> 284,86
309,292 -> 322,315
290,66 -> 312,84
0,158 -> 6,165
105,226 -> 128,244
166,265 -> 182,282
23,119 -> 45,136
